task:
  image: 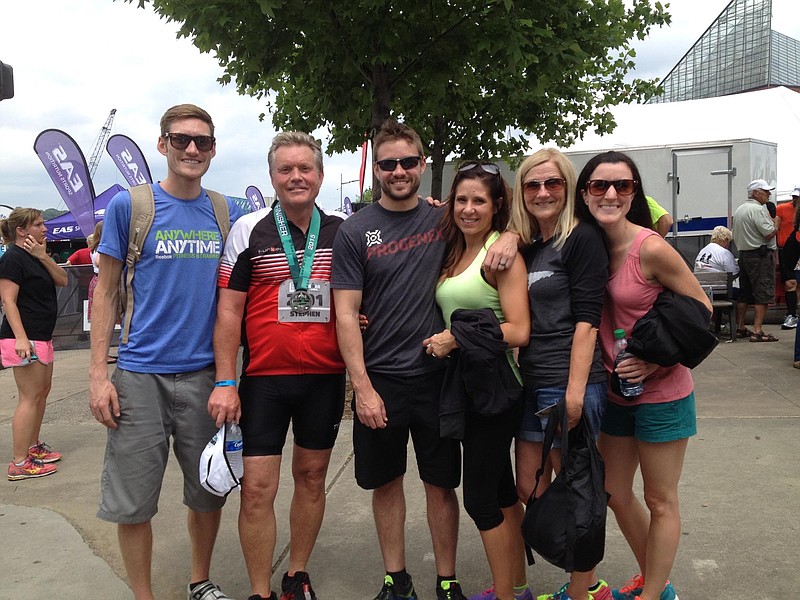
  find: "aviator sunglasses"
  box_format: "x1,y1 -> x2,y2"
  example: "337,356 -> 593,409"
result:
585,179 -> 638,196
375,155 -> 423,172
522,178 -> 566,193
163,132 -> 216,152
458,161 -> 501,175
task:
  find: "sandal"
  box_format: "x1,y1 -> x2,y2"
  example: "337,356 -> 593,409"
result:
736,328 -> 754,339
749,331 -> 778,342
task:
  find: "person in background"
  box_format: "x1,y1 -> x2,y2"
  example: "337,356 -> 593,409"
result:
775,188 -> 799,330
693,226 -> 739,277
89,103 -> 243,600
732,179 -> 778,342
87,221 -> 116,364
646,197 -> 673,238
576,151 -> 711,600
65,243 -> 92,266
486,148 -> 611,600
424,161 -> 530,600
1,208 -> 68,480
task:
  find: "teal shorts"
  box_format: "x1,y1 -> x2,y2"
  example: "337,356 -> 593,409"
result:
601,393 -> 697,442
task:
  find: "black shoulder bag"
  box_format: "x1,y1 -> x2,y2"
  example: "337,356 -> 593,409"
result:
521,398 -> 609,572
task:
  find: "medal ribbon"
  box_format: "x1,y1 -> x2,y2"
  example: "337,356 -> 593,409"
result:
273,203 -> 320,292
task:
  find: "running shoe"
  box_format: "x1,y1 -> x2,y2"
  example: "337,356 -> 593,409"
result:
469,584 -> 534,600
536,582 -> 593,600
375,574 -> 417,600
187,580 -> 232,600
7,456 -> 58,481
782,314 -> 798,329
589,580 -> 612,600
281,571 -> 317,600
28,440 -> 62,463
612,575 -> 678,600
437,579 -> 467,600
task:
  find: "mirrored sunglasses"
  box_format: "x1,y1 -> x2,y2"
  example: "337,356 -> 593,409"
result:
586,179 -> 638,196
163,132 -> 215,152
375,156 -> 423,172
458,162 -> 500,175
522,178 -> 566,193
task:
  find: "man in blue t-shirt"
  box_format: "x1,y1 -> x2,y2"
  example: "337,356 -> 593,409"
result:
89,104 -> 242,600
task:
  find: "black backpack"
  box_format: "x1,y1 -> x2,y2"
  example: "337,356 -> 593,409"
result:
783,228 -> 800,274
521,398 -> 608,572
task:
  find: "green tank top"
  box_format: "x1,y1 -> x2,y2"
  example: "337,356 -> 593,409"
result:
435,231 -> 521,382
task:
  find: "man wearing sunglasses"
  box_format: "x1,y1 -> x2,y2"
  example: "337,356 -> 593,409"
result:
332,121 -> 466,600
90,104 -> 243,600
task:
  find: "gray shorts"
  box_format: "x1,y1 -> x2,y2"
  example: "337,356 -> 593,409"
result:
97,366 -> 226,524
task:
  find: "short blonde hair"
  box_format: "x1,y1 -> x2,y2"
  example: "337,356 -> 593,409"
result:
710,225 -> 733,245
509,148 -> 577,248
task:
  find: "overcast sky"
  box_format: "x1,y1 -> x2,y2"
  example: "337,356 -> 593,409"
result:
2,0 -> 800,213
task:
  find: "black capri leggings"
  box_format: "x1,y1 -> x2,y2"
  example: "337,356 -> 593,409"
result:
461,403 -> 522,531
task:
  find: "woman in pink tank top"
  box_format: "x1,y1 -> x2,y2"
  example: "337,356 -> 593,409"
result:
575,152 -> 711,600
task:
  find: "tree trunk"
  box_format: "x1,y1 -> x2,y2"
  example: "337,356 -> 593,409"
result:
370,65 -> 391,201
429,116 -> 447,201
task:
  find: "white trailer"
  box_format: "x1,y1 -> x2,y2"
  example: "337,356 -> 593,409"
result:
564,138 -> 777,238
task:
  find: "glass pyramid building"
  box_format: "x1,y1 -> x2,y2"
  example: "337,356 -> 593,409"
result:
650,0 -> 800,103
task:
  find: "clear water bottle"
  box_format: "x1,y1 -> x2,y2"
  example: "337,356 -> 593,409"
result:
613,329 -> 644,398
225,422 -> 244,479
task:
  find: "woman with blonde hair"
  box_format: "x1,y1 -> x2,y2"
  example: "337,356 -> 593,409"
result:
0,208 -> 68,480
484,148 -> 612,600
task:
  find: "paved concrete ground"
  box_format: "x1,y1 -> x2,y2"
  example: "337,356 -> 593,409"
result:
1,325 -> 799,599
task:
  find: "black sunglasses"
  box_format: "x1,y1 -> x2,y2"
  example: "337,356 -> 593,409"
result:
458,161 -> 500,175
375,156 -> 423,172
163,132 -> 216,152
522,178 -> 566,193
585,179 -> 638,197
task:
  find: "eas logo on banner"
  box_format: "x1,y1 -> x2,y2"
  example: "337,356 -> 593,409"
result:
120,148 -> 147,185
52,144 -> 84,193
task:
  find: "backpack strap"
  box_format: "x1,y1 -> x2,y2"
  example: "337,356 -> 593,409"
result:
206,189 -> 231,247
119,186 -> 230,345
120,184 -> 155,344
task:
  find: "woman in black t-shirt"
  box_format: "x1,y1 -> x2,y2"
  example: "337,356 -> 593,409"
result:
0,209 -> 68,480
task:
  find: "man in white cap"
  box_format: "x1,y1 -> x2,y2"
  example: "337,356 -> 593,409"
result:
775,187 -> 800,329
732,179 -> 779,341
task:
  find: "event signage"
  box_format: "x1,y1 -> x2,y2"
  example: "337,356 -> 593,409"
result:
106,134 -> 153,187
245,185 -> 265,211
33,129 -> 97,239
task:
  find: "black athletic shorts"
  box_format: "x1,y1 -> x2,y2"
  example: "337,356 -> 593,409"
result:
353,370 -> 461,490
239,373 -> 346,455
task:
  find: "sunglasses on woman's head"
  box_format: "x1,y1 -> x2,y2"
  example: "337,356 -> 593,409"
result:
458,162 -> 500,175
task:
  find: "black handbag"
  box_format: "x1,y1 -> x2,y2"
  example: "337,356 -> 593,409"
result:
521,398 -> 608,572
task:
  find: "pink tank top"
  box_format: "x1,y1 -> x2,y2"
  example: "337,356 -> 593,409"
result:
600,228 -> 694,405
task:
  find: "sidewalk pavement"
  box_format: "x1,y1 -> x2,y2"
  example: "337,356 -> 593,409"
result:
1,325 -> 799,600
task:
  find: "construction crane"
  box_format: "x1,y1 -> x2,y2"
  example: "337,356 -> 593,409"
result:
87,108 -> 116,179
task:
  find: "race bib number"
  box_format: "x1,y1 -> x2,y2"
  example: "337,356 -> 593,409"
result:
278,279 -> 331,323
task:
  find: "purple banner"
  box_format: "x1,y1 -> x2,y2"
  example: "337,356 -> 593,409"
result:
33,129 -> 96,239
106,134 -> 153,187
245,185 -> 265,211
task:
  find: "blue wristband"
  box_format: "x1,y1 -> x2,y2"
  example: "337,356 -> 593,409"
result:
214,380 -> 237,387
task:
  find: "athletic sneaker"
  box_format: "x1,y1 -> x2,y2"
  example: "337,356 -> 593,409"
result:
612,575 -> 678,600
281,571 -> 317,600
28,440 -> 62,463
7,456 -> 58,481
187,580 -> 232,600
469,584 -> 534,600
782,314 -> 798,329
375,574 -> 418,600
536,583 -> 591,600
437,579 -> 467,600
